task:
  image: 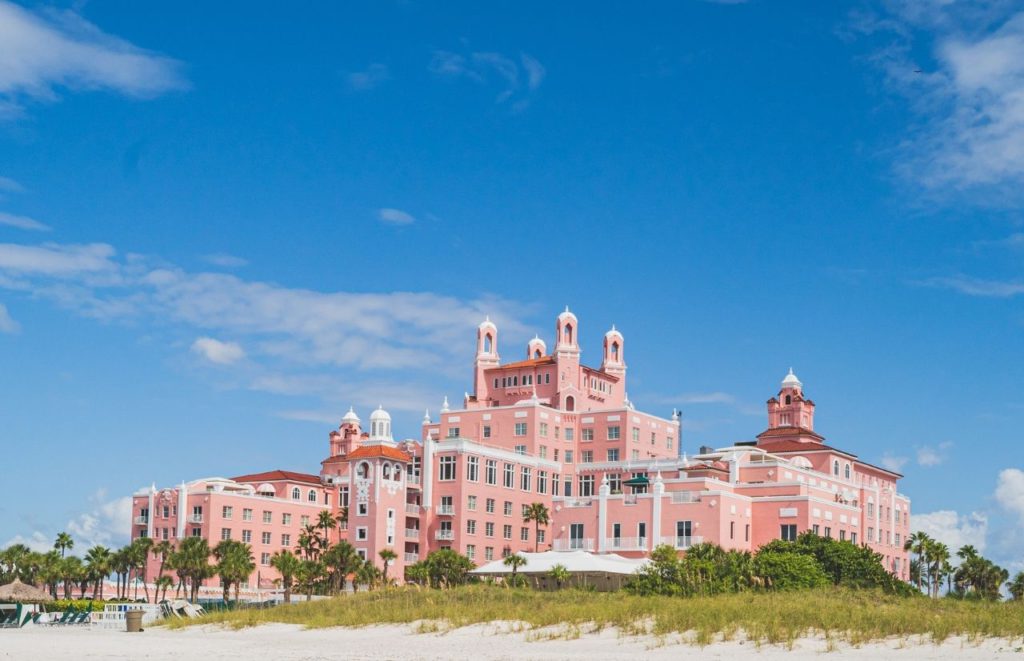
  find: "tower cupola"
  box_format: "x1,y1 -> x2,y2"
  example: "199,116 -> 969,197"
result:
368,405 -> 393,442
555,306 -> 580,354
527,335 -> 547,360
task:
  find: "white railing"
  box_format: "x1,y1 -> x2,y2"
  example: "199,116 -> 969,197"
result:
562,499 -> 593,508
607,536 -> 647,550
670,491 -> 701,504
404,528 -> 419,538
623,494 -> 639,505
437,504 -> 455,515
659,535 -> 703,549
404,553 -> 419,563
188,514 -> 203,523
553,538 -> 594,551
133,516 -> 148,525
435,529 -> 454,541
408,475 -> 421,485
405,503 -> 420,515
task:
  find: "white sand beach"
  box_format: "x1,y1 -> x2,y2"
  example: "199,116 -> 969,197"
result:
1,623 -> 1022,660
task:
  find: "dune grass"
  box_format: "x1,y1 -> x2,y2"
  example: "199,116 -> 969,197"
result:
165,585 -> 1024,647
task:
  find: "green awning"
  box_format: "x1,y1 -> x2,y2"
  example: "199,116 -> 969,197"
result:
623,476 -> 649,487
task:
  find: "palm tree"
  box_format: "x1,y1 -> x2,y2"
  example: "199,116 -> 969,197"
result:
904,531 -> 932,594
156,575 -> 174,602
131,537 -> 154,601
926,541 -> 950,598
153,540 -> 174,585
378,549 -> 397,586
548,563 -> 570,589
54,532 -> 74,558
317,510 -> 337,545
322,541 -> 360,594
270,550 -> 301,604
502,553 -> 527,585
1007,572 -> 1024,601
213,540 -> 255,603
84,545 -> 112,599
174,537 -> 213,603
297,525 -> 323,561
522,503 -> 550,552
355,559 -> 379,592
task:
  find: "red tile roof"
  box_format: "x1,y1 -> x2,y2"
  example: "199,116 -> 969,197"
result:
490,356 -> 556,370
322,445 -> 412,463
232,469 -> 322,485
757,439 -> 904,478
756,426 -> 825,442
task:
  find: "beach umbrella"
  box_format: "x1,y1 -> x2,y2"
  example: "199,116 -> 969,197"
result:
0,578 -> 54,603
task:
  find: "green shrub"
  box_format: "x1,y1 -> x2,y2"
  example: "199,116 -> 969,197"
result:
753,552 -> 829,590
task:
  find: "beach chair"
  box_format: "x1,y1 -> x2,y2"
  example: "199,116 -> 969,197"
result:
30,612 -> 42,625
72,611 -> 91,625
49,608 -> 76,625
0,609 -> 16,628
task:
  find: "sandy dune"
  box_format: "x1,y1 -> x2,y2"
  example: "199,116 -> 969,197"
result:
1,623 -> 1022,660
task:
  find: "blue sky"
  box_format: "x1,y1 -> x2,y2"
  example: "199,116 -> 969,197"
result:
1,0 -> 1023,570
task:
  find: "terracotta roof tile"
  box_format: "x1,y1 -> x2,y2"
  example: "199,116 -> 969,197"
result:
490,356 -> 556,370
232,469 -> 322,485
325,445 -> 412,462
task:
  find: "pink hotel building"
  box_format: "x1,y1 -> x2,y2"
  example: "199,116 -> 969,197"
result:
132,308 -> 911,591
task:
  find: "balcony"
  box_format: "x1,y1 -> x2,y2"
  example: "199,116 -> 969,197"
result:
553,538 -> 594,551
188,514 -> 203,524
608,536 -> 646,551
437,504 -> 455,516
562,499 -> 593,508
404,553 -> 419,563
404,528 -> 419,538
405,503 -> 420,515
407,475 -> 421,486
670,491 -> 701,504
435,529 -> 454,541
623,494 -> 639,505
660,535 -> 703,549
133,516 -> 148,526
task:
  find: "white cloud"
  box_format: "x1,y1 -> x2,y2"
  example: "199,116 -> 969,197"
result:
0,211 -> 50,231
0,302 -> 18,333
0,176 -> 24,193
429,48 -> 544,109
2,531 -> 51,552
202,252 -> 248,268
916,441 -> 951,466
920,275 -> 1024,297
191,336 -> 245,365
347,63 -> 389,91
913,509 -> 989,554
0,242 -> 118,275
880,452 -> 909,472
995,467 -> 1024,521
377,208 -> 416,225
64,490 -> 133,550
0,0 -> 187,117
860,5 -> 1024,199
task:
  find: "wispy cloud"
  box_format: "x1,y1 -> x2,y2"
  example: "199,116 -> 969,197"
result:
191,336 -> 245,365
429,49 -> 544,110
916,441 -> 951,466
0,0 -> 187,118
913,509 -> 989,554
0,302 -> 18,333
855,4 -> 1024,203
880,452 -> 909,472
5,488 -> 132,553
202,253 -> 248,268
995,467 -> 1024,523
0,211 -> 50,232
378,207 -> 416,225
920,275 -> 1024,297
347,63 -> 389,91
0,176 -> 24,193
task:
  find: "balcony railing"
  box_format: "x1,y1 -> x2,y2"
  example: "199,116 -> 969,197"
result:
407,474 -> 421,486
435,529 -> 454,541
133,516 -> 148,525
188,514 -> 203,523
562,499 -> 593,508
553,538 -> 594,551
404,553 -> 419,563
608,536 -> 646,550
404,528 -> 419,538
623,494 -> 639,505
437,504 -> 455,516
660,535 -> 703,549
670,491 -> 701,504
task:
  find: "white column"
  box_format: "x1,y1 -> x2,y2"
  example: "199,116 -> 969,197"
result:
422,436 -> 434,510
652,473 -> 664,550
598,475 -> 609,553
177,481 -> 187,539
147,484 -> 156,539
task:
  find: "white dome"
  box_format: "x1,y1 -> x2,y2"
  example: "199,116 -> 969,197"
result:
341,406 -> 360,425
558,306 -> 578,323
781,368 -> 802,389
370,405 -> 391,423
479,316 -> 497,331
605,325 -> 623,339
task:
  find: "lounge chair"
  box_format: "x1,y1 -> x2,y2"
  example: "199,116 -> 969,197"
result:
0,609 -> 17,628
48,608 -> 76,625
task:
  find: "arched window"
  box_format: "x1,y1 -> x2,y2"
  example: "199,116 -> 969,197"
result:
383,463 -> 392,480
564,323 -> 573,344
533,349 -> 541,359
785,395 -> 792,405
291,487 -> 301,500
357,462 -> 369,479
844,464 -> 851,480
565,396 -> 575,412
833,460 -> 840,476
611,342 -> 619,360
484,333 -> 493,353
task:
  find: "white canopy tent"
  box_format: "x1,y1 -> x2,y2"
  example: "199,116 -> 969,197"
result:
470,551 -> 649,591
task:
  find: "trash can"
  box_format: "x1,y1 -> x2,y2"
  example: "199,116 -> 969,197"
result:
125,610 -> 144,633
